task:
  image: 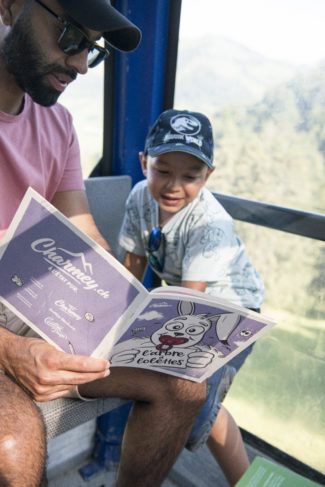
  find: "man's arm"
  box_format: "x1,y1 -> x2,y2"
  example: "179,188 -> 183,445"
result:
51,189 -> 112,253
0,189 -> 113,402
124,251 -> 148,282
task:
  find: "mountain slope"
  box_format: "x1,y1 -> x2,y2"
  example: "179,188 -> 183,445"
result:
174,35 -> 298,114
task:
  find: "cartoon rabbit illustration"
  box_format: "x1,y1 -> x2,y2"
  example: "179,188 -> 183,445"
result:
111,300 -> 241,370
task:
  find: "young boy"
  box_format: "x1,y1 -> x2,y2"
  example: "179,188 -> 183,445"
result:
118,109 -> 265,485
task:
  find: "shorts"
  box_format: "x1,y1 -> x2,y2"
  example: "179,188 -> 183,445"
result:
186,344 -> 253,451
0,302 -> 40,337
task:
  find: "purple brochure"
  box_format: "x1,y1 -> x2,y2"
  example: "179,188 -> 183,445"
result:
0,188 -> 275,381
0,188 -> 146,357
110,290 -> 275,382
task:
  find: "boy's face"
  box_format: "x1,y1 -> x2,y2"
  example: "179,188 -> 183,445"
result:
140,151 -> 214,221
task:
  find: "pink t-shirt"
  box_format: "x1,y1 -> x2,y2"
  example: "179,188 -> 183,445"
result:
0,94 -> 84,243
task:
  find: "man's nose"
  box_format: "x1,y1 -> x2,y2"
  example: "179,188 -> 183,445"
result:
65,49 -> 89,75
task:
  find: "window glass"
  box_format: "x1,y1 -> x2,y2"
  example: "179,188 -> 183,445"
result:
224,222 -> 325,473
60,64 -> 104,178
175,0 -> 325,214
175,0 -> 325,473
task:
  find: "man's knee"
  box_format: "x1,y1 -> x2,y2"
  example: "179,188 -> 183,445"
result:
81,367 -> 207,410
0,375 -> 46,470
158,375 -> 207,414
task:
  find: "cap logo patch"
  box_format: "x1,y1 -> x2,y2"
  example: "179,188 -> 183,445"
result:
170,114 -> 201,136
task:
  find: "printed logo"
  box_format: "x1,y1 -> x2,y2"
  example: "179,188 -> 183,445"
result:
11,275 -> 24,287
31,238 -> 110,297
170,114 -> 201,135
85,312 -> 95,322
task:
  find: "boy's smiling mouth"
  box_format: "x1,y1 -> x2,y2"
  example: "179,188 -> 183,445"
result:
161,194 -> 183,206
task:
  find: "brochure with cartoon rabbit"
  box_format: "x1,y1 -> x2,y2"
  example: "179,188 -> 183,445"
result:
0,188 -> 275,382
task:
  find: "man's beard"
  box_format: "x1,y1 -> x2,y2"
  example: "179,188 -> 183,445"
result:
0,9 -> 77,107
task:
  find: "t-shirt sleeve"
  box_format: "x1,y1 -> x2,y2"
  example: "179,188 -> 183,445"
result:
56,118 -> 84,192
118,190 -> 146,256
181,213 -> 235,282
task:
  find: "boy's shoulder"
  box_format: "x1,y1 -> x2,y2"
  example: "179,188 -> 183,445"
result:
172,188 -> 233,229
197,187 -> 230,216
132,179 -> 147,190
129,179 -> 150,199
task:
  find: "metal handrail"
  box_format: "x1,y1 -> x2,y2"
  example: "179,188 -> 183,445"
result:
213,192 -> 325,241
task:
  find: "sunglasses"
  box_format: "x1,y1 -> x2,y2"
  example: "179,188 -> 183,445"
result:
147,227 -> 165,273
35,0 -> 109,68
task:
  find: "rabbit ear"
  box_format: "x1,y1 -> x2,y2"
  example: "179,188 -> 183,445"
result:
177,301 -> 195,316
216,313 -> 241,342
207,314 -> 222,322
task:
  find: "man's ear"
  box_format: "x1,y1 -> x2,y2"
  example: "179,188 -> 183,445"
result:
0,0 -> 13,25
139,152 -> 148,177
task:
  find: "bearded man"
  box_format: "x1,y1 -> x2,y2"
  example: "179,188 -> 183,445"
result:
0,2 -> 206,486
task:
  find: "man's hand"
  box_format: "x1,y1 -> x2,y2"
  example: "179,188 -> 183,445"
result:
1,332 -> 109,402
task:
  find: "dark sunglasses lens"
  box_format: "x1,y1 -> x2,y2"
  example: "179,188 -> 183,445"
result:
148,228 -> 162,252
148,254 -> 163,272
148,228 -> 164,272
59,25 -> 108,67
58,24 -> 86,55
88,49 -> 108,68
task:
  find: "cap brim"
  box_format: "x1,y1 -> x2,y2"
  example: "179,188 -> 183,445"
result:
58,0 -> 141,52
147,144 -> 214,169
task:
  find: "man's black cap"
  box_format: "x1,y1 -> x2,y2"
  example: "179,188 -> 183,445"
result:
57,0 -> 141,52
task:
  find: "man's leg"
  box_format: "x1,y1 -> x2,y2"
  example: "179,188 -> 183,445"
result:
80,367 -> 206,487
0,373 -> 46,487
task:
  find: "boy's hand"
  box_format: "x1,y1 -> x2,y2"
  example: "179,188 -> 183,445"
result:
2,334 -> 109,402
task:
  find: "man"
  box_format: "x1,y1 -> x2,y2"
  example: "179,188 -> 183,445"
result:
0,1 -> 206,486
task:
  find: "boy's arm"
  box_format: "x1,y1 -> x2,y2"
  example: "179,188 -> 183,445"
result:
182,280 -> 208,293
124,251 -> 148,281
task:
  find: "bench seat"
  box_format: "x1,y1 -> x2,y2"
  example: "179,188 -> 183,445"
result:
37,175 -> 132,441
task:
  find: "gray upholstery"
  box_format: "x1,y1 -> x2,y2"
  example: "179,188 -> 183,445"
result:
38,397 -> 126,441
37,175 -> 132,440
84,175 -> 132,257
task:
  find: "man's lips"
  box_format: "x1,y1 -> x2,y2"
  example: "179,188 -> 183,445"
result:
47,72 -> 74,92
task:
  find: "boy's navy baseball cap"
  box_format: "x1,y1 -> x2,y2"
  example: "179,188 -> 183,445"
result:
145,109 -> 214,168
57,0 -> 141,52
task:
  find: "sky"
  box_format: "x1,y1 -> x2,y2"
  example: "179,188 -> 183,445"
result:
179,0 -> 325,65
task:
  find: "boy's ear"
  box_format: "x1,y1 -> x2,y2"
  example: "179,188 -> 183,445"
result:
139,152 -> 148,177
204,167 -> 215,182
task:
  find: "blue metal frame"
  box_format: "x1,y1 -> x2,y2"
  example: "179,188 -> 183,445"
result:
82,1 -> 178,477
111,0 -> 171,183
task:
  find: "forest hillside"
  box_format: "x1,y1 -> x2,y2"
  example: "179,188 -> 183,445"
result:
174,37 -> 325,318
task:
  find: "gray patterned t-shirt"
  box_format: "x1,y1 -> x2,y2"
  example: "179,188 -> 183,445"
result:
118,180 -> 265,309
